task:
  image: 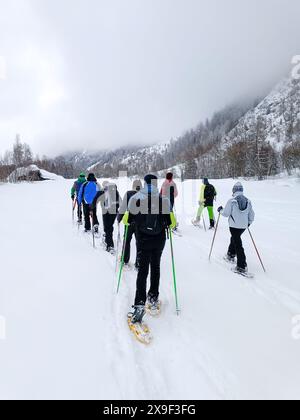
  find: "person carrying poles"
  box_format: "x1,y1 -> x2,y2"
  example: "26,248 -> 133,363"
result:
122,174 -> 177,325
71,173 -> 86,224
160,172 -> 178,210
99,181 -> 121,254
117,179 -> 143,270
193,178 -> 217,230
77,173 -> 102,234
160,172 -> 180,233
217,182 -> 255,275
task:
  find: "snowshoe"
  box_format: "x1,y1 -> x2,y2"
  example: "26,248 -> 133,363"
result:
127,313 -> 152,345
192,219 -> 201,227
123,263 -> 133,271
232,266 -> 254,279
146,296 -> 161,317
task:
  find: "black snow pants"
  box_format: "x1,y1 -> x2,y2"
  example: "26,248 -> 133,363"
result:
228,228 -> 247,269
134,241 -> 166,306
83,203 -> 99,231
103,213 -> 117,249
123,225 -> 141,267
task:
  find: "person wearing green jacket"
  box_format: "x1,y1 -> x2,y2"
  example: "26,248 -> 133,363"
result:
71,173 -> 86,224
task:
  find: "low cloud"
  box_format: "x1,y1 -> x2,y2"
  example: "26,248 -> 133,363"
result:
1,0 -> 300,156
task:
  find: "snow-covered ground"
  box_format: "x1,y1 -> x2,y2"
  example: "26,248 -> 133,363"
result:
0,176 -> 300,400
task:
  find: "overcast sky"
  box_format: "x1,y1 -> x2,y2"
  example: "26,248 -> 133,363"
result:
0,0 -> 300,156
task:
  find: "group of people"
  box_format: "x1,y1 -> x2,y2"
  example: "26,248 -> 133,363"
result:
71,173 -> 255,324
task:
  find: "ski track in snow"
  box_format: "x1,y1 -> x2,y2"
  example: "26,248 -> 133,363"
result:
0,177 -> 300,400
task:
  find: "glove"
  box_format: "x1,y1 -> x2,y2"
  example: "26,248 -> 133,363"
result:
122,211 -> 130,226
217,206 -> 223,213
170,212 -> 177,229
71,195 -> 75,201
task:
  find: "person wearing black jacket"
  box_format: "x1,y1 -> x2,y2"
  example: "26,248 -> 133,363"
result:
193,178 -> 217,229
117,180 -> 143,269
122,174 -> 176,324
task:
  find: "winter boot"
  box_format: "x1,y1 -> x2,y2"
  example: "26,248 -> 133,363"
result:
235,265 -> 248,275
192,217 -> 200,226
209,219 -> 215,230
106,246 -> 116,255
130,305 -> 146,324
224,254 -> 236,264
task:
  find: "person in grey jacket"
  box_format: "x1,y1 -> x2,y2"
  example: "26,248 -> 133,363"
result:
218,182 -> 255,274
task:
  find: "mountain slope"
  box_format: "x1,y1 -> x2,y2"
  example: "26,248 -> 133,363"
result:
223,76 -> 300,150
61,75 -> 300,179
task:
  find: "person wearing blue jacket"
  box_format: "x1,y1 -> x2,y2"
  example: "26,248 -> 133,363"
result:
78,173 -> 103,233
218,182 -> 255,274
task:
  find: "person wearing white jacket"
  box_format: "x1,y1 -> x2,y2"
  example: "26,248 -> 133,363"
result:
218,182 -> 255,274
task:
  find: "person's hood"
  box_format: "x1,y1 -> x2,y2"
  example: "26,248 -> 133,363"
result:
140,185 -> 160,196
87,173 -> 97,182
234,192 -> 248,211
144,174 -> 158,187
78,174 -> 86,182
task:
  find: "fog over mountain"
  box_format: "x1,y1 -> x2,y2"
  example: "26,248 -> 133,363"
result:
1,0 -> 300,156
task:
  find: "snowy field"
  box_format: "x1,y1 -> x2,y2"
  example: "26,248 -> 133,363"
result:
0,176 -> 300,400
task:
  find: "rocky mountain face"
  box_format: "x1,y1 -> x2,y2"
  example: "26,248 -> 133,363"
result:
62,74 -> 300,179
224,77 -> 300,150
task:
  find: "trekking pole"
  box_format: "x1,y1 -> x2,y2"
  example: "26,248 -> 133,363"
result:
116,225 -> 129,294
90,212 -> 95,249
115,223 -> 121,273
72,200 -> 76,223
202,215 -> 207,232
248,228 -> 266,273
208,213 -> 221,261
169,228 -> 180,315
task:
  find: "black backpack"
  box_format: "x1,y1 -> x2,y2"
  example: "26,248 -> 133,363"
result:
205,184 -> 215,200
137,195 -> 166,237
